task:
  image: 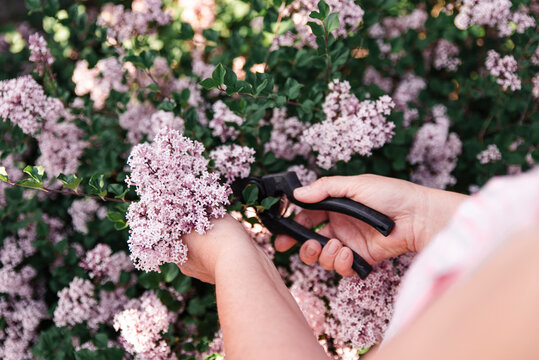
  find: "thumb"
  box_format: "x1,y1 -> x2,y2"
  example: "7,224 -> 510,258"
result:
293,176 -> 361,203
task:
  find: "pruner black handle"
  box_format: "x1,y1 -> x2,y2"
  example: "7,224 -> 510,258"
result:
264,172 -> 395,236
270,216 -> 372,279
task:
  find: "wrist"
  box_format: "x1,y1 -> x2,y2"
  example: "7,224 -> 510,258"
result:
413,185 -> 468,252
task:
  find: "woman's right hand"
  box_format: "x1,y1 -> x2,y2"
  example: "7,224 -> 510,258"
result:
275,174 -> 468,276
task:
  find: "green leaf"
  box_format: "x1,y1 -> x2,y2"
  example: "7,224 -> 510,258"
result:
255,79 -> 269,96
212,64 -> 226,86
23,165 -> 45,182
317,0 -> 329,18
285,78 -> 303,99
157,101 -> 175,112
94,333 -> 108,349
307,21 -> 324,37
309,11 -> 324,20
138,271 -> 161,289
160,263 -> 180,282
89,174 -> 107,198
325,13 -> 340,33
242,184 -> 259,205
224,68 -> 238,89
173,275 -> 192,294
25,0 -> 42,12
0,167 -> 8,182
200,78 -> 218,90
44,0 -> 59,16
261,196 -> 280,210
106,211 -> 124,222
16,178 -> 43,189
57,173 -> 82,192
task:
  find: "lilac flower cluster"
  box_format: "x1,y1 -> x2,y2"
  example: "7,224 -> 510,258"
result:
125,127 -> 231,271
0,75 -> 49,135
326,256 -> 412,349
68,198 -> 105,234
0,76 -> 87,177
454,0 -> 535,37
209,100 -> 244,142
72,57 -> 128,109
119,100 -> 185,144
80,244 -> 133,282
178,0 -> 216,32
113,291 -> 176,359
408,105 -> 462,189
302,80 -> 395,169
477,144 -> 502,164
288,165 -> 317,186
28,33 -> 54,75
209,144 -> 255,184
392,73 -> 427,127
533,74 -> 539,99
425,39 -> 462,72
265,108 -> 310,161
273,0 -> 364,50
363,67 -> 393,93
53,277 -> 98,328
485,50 -> 521,92
97,0 -> 171,44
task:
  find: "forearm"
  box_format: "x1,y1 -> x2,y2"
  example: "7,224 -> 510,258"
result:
414,186 -> 468,252
214,244 -> 328,360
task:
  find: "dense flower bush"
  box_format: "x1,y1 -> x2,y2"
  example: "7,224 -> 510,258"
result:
0,0 -> 537,359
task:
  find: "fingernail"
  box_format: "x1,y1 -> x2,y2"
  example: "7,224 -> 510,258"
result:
328,241 -> 339,256
340,249 -> 350,260
306,244 -> 317,257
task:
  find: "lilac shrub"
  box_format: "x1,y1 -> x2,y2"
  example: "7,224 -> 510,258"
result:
0,0 -> 537,359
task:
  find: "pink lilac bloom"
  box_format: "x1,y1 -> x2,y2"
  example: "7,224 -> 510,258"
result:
392,73 -> 427,127
431,39 -> 461,72
291,285 -> 327,336
0,297 -> 47,360
191,48 -> 215,81
287,254 -> 337,299
125,127 -> 231,271
53,277 -> 98,328
72,57 -> 127,109
531,47 -> 539,66
0,75 -> 49,135
35,98 -> 87,177
80,244 -> 133,282
532,74 -> 539,99
209,144 -> 255,184
97,0 -> 170,44
120,99 -> 184,144
363,67 -> 393,93
302,80 -> 395,169
454,0 -> 511,32
477,144 -> 502,164
200,330 -> 225,358
209,100 -> 244,142
28,33 -> 54,75
113,291 -> 176,359
379,8 -> 428,39
485,50 -> 521,92
288,165 -> 317,186
265,108 -> 311,161
408,105 -> 462,189
326,256 -> 410,349
178,0 -> 216,31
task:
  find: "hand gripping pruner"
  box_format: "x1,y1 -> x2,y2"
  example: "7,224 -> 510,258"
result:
231,172 -> 395,279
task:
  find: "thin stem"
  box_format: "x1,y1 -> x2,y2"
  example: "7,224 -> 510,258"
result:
264,2 -> 286,73
216,87 -> 320,111
3,179 -> 131,203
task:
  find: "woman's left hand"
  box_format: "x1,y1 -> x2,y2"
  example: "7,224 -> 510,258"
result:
177,214 -> 257,284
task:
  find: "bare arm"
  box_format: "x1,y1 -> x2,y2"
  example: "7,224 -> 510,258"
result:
180,215 -> 328,360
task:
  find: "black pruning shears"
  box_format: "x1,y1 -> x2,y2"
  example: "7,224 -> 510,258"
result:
232,172 -> 395,279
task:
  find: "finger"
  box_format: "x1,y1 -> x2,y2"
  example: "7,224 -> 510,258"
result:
318,238 -> 342,271
294,209 -> 328,229
299,239 -> 322,265
293,176 -> 362,203
317,222 -> 334,238
334,247 -> 355,277
274,235 -> 297,252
